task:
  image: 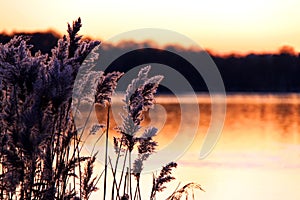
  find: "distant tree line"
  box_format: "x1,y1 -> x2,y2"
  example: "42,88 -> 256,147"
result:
1,32 -> 299,93
212,53 -> 300,92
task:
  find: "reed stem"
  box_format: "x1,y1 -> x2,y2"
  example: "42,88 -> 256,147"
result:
103,105 -> 111,200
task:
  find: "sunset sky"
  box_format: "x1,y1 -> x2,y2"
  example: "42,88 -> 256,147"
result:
1,0 -> 300,54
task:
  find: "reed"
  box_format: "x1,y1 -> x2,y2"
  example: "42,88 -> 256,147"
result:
0,18 -> 100,200
0,18 -> 204,200
94,66 -> 204,200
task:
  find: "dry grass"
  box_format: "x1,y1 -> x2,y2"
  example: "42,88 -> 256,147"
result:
0,18 -> 100,200
0,19 -> 204,200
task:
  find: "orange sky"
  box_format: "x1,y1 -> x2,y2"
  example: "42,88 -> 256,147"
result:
1,0 -> 300,54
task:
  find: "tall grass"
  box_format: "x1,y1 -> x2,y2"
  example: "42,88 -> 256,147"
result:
94,66 -> 204,200
0,18 -> 204,200
0,18 -> 100,200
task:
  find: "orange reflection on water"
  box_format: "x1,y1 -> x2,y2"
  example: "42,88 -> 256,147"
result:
175,94 -> 300,200
86,94 -> 300,200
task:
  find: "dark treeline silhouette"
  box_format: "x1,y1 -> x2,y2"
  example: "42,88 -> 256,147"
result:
213,53 -> 300,92
1,32 -> 300,93
0,31 -> 59,54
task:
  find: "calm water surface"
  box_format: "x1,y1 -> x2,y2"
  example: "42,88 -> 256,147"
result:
88,94 -> 300,200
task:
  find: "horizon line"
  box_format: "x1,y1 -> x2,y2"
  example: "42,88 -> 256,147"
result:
0,29 -> 298,57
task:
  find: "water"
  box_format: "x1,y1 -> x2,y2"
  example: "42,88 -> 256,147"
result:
171,94 -> 300,200
86,94 -> 300,200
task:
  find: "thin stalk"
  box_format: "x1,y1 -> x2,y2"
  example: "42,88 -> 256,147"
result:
58,106 -> 67,199
29,154 -> 36,200
0,145 -> 3,199
111,138 -> 124,200
136,177 -> 141,200
103,104 -> 111,200
63,131 -> 71,196
90,130 -> 105,156
72,123 -> 76,194
165,182 -> 181,200
77,138 -> 82,200
192,188 -> 195,200
138,185 -> 141,200
69,102 -> 94,199
72,102 -> 95,161
108,157 -> 120,199
150,173 -> 156,199
123,168 -> 128,197
134,187 -> 137,200
133,180 -> 141,200
129,152 -> 132,200
117,150 -> 128,195
55,108 -> 65,199
72,99 -> 81,196
61,101 -> 74,197
87,174 -> 103,200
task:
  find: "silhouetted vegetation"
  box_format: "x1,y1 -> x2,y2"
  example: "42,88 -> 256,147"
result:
0,18 -> 101,200
0,31 -> 59,55
0,20 -> 205,200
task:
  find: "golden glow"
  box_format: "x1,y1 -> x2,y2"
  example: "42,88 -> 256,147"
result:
1,0 -> 300,54
86,94 -> 300,200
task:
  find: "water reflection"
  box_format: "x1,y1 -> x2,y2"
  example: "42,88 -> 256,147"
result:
176,94 -> 300,200
88,94 -> 300,200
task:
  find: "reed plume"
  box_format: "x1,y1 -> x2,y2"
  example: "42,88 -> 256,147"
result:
0,18 -> 100,200
0,18 -> 204,200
